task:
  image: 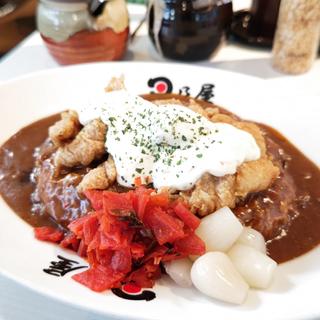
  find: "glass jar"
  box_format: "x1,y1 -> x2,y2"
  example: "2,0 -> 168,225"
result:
148,0 -> 233,61
272,0 -> 320,74
37,0 -> 129,65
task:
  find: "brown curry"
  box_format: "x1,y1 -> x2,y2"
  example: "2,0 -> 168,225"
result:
0,94 -> 319,264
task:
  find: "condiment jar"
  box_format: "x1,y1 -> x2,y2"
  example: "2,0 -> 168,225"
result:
272,0 -> 320,74
37,0 -> 129,65
230,0 -> 280,48
248,0 -> 280,41
148,0 -> 233,61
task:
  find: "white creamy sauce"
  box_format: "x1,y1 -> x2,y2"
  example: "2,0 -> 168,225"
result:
79,90 -> 260,190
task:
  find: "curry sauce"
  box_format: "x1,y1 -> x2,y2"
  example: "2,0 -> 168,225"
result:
0,95 -> 319,264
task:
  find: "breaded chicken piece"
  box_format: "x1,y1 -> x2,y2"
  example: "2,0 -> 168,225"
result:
77,156 -> 116,193
54,119 -> 107,169
215,175 -> 236,209
180,101 -> 280,216
49,110 -> 80,147
235,159 -> 280,197
210,113 -> 237,125
104,75 -> 125,92
180,173 -> 218,216
182,159 -> 279,217
179,173 -> 236,216
180,174 -> 237,217
187,99 -> 209,117
153,98 -> 181,106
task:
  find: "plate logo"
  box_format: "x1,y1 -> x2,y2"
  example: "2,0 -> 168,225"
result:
148,77 -> 173,94
43,255 -> 87,277
112,284 -> 156,301
147,76 -> 215,101
44,256 -> 156,301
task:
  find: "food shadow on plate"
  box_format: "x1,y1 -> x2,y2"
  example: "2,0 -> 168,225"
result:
0,275 -> 102,320
266,248 -> 320,293
279,248 -> 320,276
261,268 -> 293,294
157,275 -> 262,310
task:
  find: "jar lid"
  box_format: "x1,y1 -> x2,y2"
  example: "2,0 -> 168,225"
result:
41,0 -> 90,4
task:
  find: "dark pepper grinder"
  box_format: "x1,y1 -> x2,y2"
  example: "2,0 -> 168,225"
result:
148,0 -> 233,61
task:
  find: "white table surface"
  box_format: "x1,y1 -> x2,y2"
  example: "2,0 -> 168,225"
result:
0,2 -> 319,320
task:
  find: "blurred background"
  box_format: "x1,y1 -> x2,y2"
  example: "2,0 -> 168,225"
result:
0,0 -> 319,74
0,0 -> 36,57
0,0 -> 142,57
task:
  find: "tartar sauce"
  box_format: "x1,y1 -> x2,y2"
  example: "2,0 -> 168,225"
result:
79,90 -> 260,190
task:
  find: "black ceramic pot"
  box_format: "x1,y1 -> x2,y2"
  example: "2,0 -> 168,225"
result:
148,0 -> 233,61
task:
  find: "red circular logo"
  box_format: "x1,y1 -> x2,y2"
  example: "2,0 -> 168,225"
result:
155,82 -> 167,93
122,283 -> 142,294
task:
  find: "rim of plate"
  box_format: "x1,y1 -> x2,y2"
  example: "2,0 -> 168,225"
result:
0,61 -> 318,320
0,61 -> 264,87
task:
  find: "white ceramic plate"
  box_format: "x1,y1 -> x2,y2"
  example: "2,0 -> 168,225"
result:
0,62 -> 319,320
